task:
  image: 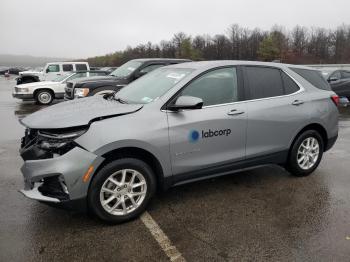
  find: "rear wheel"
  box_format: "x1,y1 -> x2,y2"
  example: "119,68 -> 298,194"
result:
88,158 -> 156,224
286,130 -> 324,177
35,89 -> 54,105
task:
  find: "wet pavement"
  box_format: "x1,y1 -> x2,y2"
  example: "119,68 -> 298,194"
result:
0,76 -> 350,261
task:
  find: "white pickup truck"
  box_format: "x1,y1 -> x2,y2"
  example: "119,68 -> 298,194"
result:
17,62 -> 90,84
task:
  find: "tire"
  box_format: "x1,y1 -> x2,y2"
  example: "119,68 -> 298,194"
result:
88,158 -> 156,224
35,89 -> 54,105
286,130 -> 324,177
90,87 -> 115,96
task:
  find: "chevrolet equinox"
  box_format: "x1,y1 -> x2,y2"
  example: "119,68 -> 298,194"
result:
19,61 -> 339,223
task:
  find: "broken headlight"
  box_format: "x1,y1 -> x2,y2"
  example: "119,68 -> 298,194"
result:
37,128 -> 87,156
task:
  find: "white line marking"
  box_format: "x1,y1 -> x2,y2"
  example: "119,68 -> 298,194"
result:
140,211 -> 186,262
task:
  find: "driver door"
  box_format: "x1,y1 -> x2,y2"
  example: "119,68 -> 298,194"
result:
166,67 -> 247,178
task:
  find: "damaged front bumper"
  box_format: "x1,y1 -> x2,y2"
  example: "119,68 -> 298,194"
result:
20,144 -> 104,206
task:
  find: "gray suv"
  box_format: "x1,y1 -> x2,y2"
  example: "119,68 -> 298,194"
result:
19,61 -> 339,223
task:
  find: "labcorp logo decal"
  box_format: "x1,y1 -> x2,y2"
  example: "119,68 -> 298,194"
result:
189,128 -> 231,142
189,130 -> 200,143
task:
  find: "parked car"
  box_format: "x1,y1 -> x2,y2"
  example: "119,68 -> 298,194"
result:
13,70 -> 108,104
18,61 -> 338,223
0,66 -> 9,75
323,69 -> 350,99
0,67 -> 25,75
64,58 -> 191,100
16,62 -> 90,85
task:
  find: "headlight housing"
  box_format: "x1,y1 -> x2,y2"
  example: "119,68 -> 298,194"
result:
74,88 -> 89,98
17,87 -> 29,93
37,128 -> 87,156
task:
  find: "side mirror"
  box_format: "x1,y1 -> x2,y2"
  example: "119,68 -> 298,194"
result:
328,76 -> 339,82
46,68 -> 50,73
167,96 -> 203,111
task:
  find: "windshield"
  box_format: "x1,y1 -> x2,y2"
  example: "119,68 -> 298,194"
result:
115,68 -> 194,104
110,61 -> 142,78
52,74 -> 72,82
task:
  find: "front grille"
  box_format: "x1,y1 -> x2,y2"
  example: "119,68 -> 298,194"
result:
65,82 -> 74,99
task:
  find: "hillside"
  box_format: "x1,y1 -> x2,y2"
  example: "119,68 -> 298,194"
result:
0,54 -> 73,67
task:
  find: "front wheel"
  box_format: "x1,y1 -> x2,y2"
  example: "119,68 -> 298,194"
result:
35,90 -> 54,105
88,158 -> 156,224
286,130 -> 324,177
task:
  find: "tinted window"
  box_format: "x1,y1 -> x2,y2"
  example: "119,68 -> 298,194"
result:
245,67 -> 284,99
63,64 -> 73,72
46,64 -> 59,73
139,64 -> 164,74
341,71 -> 350,79
281,72 -> 300,94
76,64 -> 87,71
181,67 -> 238,106
290,68 -> 331,90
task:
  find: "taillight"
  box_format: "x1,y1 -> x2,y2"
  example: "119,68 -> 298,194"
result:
331,95 -> 339,106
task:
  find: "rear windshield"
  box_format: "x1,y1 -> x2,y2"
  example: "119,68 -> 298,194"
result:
289,68 -> 331,91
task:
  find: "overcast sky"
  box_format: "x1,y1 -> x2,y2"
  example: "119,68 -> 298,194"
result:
0,0 -> 349,58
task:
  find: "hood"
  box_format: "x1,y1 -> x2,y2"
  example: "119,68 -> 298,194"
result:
21,96 -> 142,129
20,70 -> 42,76
16,81 -> 58,88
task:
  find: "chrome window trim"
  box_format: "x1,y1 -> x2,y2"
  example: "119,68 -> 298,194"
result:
202,68 -> 304,109
162,67 -> 305,111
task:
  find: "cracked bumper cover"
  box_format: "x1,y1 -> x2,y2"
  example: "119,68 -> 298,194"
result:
20,146 -> 104,203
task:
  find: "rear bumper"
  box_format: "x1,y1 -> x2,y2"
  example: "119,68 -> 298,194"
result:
325,134 -> 338,152
20,147 -> 104,204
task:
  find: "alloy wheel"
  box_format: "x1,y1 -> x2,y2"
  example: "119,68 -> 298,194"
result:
99,169 -> 147,216
297,137 -> 320,170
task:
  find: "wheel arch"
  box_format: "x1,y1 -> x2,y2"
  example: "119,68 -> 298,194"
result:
289,123 -> 328,155
90,86 -> 117,96
33,88 -> 55,99
92,146 -> 169,192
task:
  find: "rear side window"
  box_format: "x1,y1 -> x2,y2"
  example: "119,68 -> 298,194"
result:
281,72 -> 300,94
245,67 -> 284,99
76,64 -> 87,71
63,64 -> 73,72
290,68 -> 331,91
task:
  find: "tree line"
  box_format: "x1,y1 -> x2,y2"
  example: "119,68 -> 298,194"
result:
87,24 -> 350,66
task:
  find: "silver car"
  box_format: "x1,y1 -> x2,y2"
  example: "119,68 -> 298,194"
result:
19,61 -> 339,223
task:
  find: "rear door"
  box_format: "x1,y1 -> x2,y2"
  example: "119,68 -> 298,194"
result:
243,66 -> 307,159
167,67 -> 247,177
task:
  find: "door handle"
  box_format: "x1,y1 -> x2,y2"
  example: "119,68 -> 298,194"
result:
292,100 -> 304,106
227,109 -> 244,116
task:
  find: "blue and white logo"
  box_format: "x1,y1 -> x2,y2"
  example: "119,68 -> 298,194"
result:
189,130 -> 200,143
